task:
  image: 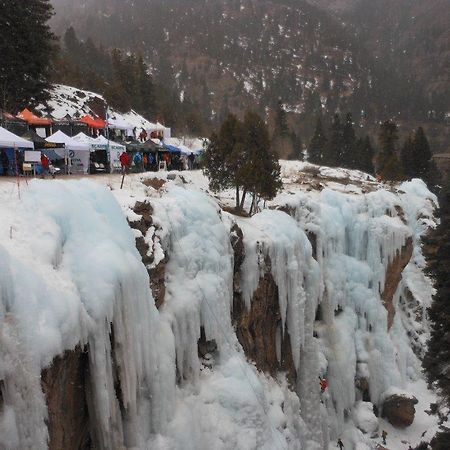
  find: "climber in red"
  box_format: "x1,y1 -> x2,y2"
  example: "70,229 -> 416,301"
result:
319,376 -> 328,393
120,151 -> 130,169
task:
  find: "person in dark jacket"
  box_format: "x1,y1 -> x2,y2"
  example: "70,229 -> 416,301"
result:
1,150 -> 9,175
337,438 -> 344,449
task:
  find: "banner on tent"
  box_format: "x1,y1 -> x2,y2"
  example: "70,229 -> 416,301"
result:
68,149 -> 90,174
24,151 -> 41,163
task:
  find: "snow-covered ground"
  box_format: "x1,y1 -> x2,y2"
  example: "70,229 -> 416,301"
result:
0,161 -> 446,450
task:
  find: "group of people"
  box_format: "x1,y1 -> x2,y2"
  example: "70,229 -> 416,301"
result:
119,150 -> 201,173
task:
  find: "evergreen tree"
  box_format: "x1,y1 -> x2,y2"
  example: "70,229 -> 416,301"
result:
272,100 -> 296,159
400,135 -> 414,179
308,117 -> 327,164
242,110 -> 282,212
203,114 -> 245,209
423,179 -> 450,441
376,120 -> 403,180
342,112 -> 356,168
273,100 -> 289,136
411,127 -> 432,180
204,112 -> 281,213
323,114 -> 343,167
356,135 -> 375,175
291,131 -> 303,160
0,0 -> 55,112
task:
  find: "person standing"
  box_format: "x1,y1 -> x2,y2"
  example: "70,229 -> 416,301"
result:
119,151 -> 130,173
1,150 -> 9,175
337,438 -> 344,449
119,151 -> 130,189
41,153 -> 49,177
188,152 -> 195,170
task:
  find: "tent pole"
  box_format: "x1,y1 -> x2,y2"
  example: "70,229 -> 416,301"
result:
14,144 -> 21,200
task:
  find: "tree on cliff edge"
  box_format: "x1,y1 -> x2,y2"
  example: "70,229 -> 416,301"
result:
0,0 -> 55,112
204,112 -> 281,214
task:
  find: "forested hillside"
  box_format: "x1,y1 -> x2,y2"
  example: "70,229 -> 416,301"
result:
48,0 -> 449,149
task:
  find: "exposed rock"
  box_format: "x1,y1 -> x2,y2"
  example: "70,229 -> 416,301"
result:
381,393 -> 418,428
356,376 -> 371,402
232,253 -> 297,385
381,237 -> 413,329
129,201 -> 166,308
41,346 -> 93,450
142,178 -> 166,190
230,223 -> 245,274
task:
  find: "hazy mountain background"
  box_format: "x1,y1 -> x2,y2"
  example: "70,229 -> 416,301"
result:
49,0 -> 449,148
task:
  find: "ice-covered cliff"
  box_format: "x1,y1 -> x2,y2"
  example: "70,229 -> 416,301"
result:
0,162 -> 442,450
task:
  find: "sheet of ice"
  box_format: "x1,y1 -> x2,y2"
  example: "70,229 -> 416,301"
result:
0,180 -> 175,449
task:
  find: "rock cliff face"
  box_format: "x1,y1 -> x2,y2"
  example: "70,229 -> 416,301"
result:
0,172 -> 437,450
41,347 -> 92,450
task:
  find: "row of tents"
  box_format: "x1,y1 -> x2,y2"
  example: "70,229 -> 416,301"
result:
0,126 -> 204,176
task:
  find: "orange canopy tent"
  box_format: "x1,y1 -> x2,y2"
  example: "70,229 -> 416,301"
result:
79,115 -> 106,129
17,108 -> 52,125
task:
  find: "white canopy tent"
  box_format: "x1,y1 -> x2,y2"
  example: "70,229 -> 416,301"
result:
0,126 -> 34,149
107,116 -> 134,133
46,130 -> 90,174
95,135 -> 126,172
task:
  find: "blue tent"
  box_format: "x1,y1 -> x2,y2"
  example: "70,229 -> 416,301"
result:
42,149 -> 64,161
162,143 -> 182,154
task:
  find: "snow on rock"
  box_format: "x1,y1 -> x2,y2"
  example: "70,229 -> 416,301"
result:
352,401 -> 378,434
0,164 -> 440,450
0,180 -> 175,449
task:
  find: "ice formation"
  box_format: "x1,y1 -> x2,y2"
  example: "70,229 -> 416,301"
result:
0,171 -> 438,450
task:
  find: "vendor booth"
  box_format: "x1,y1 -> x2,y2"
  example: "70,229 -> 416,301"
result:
0,126 -> 34,175
73,132 -> 108,173
46,130 -> 90,174
95,135 -> 126,173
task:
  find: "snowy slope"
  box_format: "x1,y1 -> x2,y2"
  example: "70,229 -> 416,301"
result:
0,162 -> 445,450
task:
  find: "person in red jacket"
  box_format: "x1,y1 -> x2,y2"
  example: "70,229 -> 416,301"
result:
41,153 -> 49,177
119,151 -> 130,173
319,376 -> 328,393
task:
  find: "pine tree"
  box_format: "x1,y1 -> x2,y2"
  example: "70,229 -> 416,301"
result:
376,120 -> 403,180
0,0 -> 56,112
355,135 -> 375,174
272,100 -> 296,159
241,110 -> 282,212
273,100 -> 289,136
400,135 -> 414,179
308,117 -> 327,164
204,112 -> 281,213
342,113 -> 356,168
323,114 -> 343,167
203,114 -> 245,209
423,179 -> 450,433
411,127 -> 432,180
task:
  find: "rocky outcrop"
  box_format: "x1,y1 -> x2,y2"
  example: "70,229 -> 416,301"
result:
381,393 -> 418,428
381,237 -> 413,329
230,224 -> 297,385
41,346 -> 92,450
129,201 -> 166,309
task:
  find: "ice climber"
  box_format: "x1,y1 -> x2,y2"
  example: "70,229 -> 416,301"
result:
382,429 -> 388,445
337,438 -> 344,449
319,376 -> 328,393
